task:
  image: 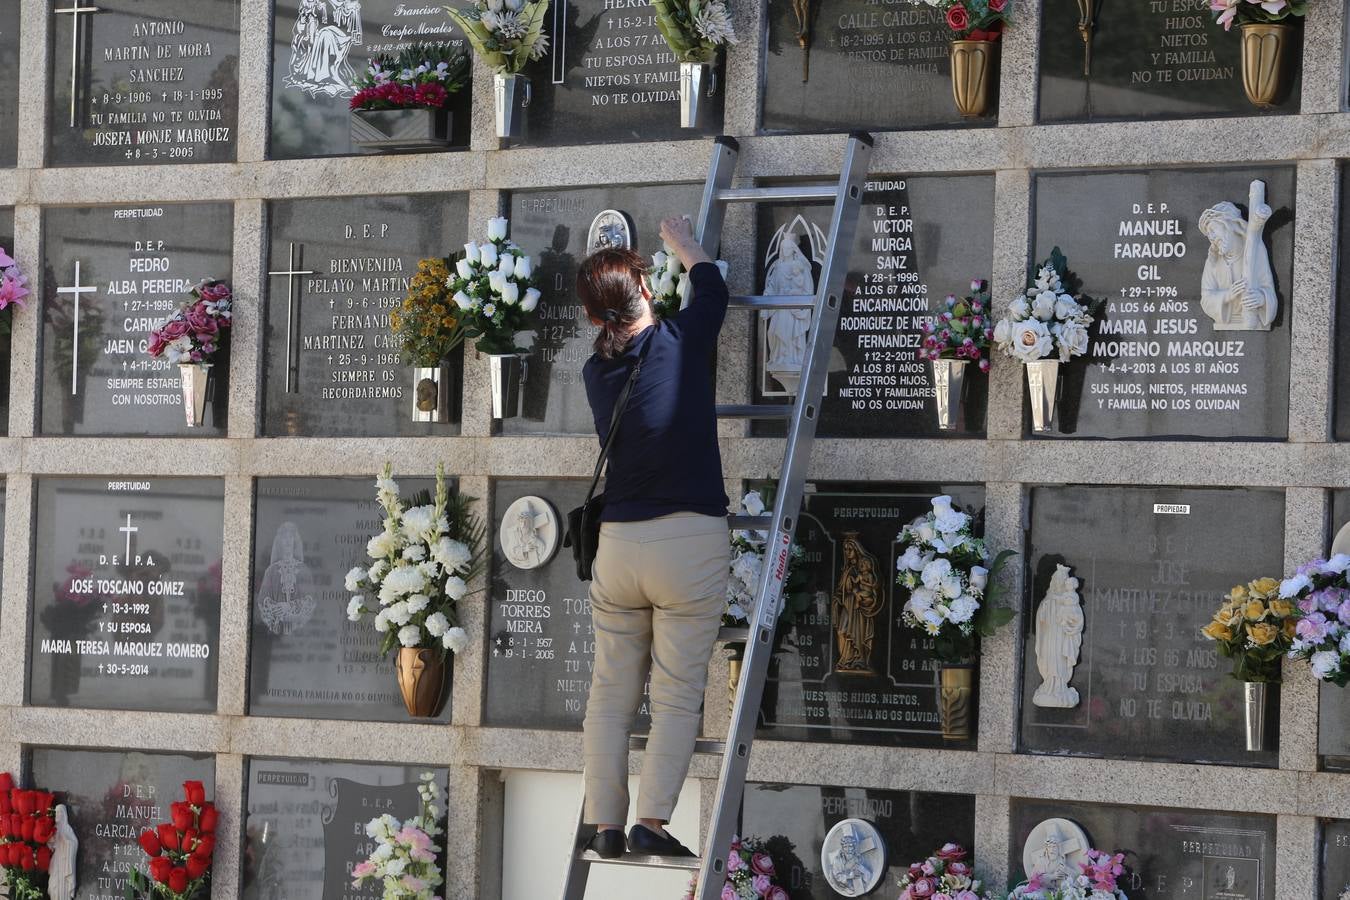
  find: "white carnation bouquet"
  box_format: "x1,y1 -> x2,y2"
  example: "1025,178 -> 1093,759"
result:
993,248 -> 1095,364
350,772 -> 445,899
444,0 -> 550,75
648,249 -> 727,320
652,0 -> 738,64
725,491 -> 809,627
895,495 -> 1013,664
450,217 -> 541,356
346,463 -> 486,657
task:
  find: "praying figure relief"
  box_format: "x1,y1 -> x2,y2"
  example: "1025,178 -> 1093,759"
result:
1022,818 -> 1089,888
1199,180 -> 1277,331
48,804 -> 78,900
1032,564 -> 1084,708
832,533 -> 883,673
256,522 -> 318,635
285,0 -> 364,98
762,219 -> 822,396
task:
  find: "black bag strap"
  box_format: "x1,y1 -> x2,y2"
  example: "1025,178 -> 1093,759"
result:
584,333 -> 653,504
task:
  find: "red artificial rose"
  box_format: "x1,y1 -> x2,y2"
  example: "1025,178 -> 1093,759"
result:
0,843 -> 16,866
186,854 -> 209,880
191,835 -> 215,861
183,781 -> 206,806
156,822 -> 180,852
149,856 -> 174,884
33,818 -> 54,844
197,804 -> 218,835
171,802 -> 194,831
20,818 -> 34,842
138,829 -> 162,857
988,0 -> 1006,9
182,828 -> 199,852
0,774 -> 12,794
0,793 -> 10,816
946,2 -> 970,31
160,318 -> 191,341
36,793 -> 55,813
36,847 -> 50,873
12,792 -> 30,816
8,815 -> 20,837
168,866 -> 189,894
18,846 -> 32,872
199,283 -> 230,303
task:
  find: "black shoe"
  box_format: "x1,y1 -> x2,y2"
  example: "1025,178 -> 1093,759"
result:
587,828 -> 626,859
627,824 -> 695,857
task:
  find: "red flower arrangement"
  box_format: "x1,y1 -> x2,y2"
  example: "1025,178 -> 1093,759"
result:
919,0 -> 1009,41
0,772 -> 57,900
127,781 -> 216,900
349,48 -> 470,112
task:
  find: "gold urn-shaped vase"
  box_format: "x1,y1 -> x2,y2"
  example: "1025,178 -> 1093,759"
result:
394,647 -> 449,718
949,40 -> 997,117
939,665 -> 974,741
1238,23 -> 1292,109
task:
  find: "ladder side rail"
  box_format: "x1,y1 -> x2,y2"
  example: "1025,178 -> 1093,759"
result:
694,137 -> 739,259
693,133 -> 873,900
560,796 -> 592,900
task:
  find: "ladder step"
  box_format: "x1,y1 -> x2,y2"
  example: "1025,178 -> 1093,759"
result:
630,735 -> 726,754
728,294 -> 816,310
716,404 -> 791,419
578,850 -> 703,871
717,626 -> 750,643
728,514 -> 771,531
716,185 -> 836,203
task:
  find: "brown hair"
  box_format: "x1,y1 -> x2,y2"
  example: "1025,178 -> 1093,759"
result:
576,248 -> 648,359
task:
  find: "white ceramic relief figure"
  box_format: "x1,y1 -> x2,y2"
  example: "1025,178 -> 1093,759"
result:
1022,819 -> 1090,888
1032,563 -> 1084,708
285,0 -> 365,98
762,216 -> 823,396
499,496 -> 560,571
1199,179 -> 1276,331
820,819 -> 885,897
257,521 -> 318,635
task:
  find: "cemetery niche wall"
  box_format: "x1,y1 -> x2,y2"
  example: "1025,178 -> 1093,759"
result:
0,3 -> 18,168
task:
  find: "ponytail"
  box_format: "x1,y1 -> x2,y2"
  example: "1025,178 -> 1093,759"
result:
577,248 -> 649,359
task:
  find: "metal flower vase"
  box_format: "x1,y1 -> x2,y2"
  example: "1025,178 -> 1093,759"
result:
930,358 -> 968,431
494,73 -> 531,140
1243,681 -> 1268,752
488,353 -> 525,419
412,363 -> 454,424
679,62 -> 716,129
1239,23 -> 1291,109
350,107 -> 453,153
949,39 -> 997,117
1025,358 -> 1060,433
179,363 -> 213,428
939,665 -> 974,741
395,647 -> 449,718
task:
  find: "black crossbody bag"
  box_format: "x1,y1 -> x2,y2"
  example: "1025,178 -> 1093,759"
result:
564,339 -> 651,581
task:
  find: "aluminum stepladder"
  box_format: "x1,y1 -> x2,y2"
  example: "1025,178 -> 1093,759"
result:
559,131 -> 874,900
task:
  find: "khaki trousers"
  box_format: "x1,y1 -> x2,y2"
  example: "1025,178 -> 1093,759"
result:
582,512 -> 729,824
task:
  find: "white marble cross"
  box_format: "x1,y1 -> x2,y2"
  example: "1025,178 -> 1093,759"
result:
54,0 -> 102,127
119,513 -> 137,562
56,260 -> 96,396
268,242 -> 315,394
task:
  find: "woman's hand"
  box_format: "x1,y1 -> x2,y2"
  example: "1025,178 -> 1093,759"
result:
660,215 -> 712,270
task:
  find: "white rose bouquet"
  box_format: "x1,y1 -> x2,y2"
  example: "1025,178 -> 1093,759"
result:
648,250 -> 727,320
449,217 -> 541,356
346,463 -> 486,657
652,0 -> 738,64
993,248 -> 1095,364
350,772 -> 445,899
444,0 -> 550,75
1280,554 -> 1350,686
725,491 -> 810,627
895,495 -> 1014,664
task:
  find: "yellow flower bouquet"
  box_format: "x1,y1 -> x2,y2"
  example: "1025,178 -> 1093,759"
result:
1200,577 -> 1296,683
390,257 -> 469,366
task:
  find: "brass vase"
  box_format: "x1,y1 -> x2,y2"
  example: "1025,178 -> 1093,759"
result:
939,665 -> 974,741
949,40 -> 997,118
394,647 -> 448,718
1238,23 -> 1291,109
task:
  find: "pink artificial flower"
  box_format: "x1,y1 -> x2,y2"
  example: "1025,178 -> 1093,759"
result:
727,849 -> 746,872
751,852 -> 774,876
948,861 -> 971,876
0,247 -> 12,267
0,274 -> 29,310
160,318 -> 191,340
911,877 -> 935,898
751,873 -> 772,895
933,893 -> 953,900
1210,0 -> 1239,30
721,884 -> 737,900
954,892 -> 981,900
401,875 -> 428,892
766,889 -> 788,900
198,282 -> 231,302
351,861 -> 376,879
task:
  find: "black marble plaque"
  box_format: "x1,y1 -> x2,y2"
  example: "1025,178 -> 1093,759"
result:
1323,820 -> 1350,900
1332,164 -> 1350,441
1039,0 -> 1300,123
1010,799 -> 1276,899
762,2 -> 990,133
1032,166 -> 1293,440
504,183 -> 703,435
1021,485 -> 1284,767
0,3 -> 18,167
268,0 -> 471,159
261,193 -> 468,437
49,0 -> 240,166
250,476 -> 449,722
243,758 -> 448,900
0,207 -> 15,432
520,0 -> 723,146
1317,491 -> 1350,770
30,477 -> 224,713
758,483 -> 984,748
742,783 -> 976,900
28,747 -> 215,900
484,478 -> 651,731
40,202 -> 234,436
752,175 -> 995,438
